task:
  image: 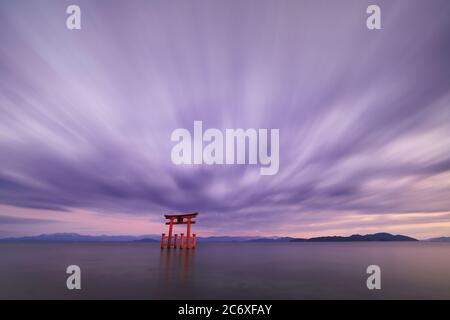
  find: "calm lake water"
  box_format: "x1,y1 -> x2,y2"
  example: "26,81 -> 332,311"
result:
1,242 -> 450,299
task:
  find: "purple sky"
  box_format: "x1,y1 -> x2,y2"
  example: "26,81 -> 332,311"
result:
1,0 -> 450,238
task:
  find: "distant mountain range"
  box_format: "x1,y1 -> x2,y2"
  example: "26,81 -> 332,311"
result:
0,233 -> 157,242
425,237 -> 450,242
246,237 -> 296,242
290,232 -> 418,242
0,232 -> 436,242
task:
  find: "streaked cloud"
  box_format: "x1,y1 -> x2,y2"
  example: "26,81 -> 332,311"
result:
0,0 -> 449,237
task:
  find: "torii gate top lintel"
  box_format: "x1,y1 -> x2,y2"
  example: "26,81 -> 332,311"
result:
164,212 -> 198,220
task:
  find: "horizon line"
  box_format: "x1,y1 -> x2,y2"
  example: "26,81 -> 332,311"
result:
1,231 -> 448,241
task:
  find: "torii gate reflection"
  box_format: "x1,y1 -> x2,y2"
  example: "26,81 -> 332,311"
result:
161,212 -> 198,249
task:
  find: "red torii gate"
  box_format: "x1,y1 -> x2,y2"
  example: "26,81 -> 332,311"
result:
161,212 -> 198,249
